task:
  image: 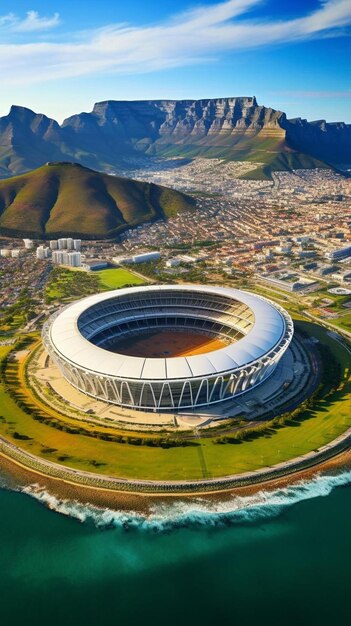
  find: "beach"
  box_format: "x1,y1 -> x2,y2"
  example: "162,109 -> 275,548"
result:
2,445 -> 351,515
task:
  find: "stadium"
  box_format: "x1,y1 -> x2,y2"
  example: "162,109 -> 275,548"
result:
42,285 -> 294,411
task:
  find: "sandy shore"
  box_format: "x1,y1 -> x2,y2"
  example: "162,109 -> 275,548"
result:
1,448 -> 351,515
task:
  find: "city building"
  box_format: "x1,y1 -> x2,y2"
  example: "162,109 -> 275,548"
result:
132,252 -> 161,263
166,258 -> 181,268
258,272 -> 319,292
325,245 -> 351,261
58,238 -> 67,250
0,249 -> 12,257
52,250 -> 81,267
36,246 -> 51,260
85,260 -> 108,271
113,251 -> 161,265
331,271 -> 351,283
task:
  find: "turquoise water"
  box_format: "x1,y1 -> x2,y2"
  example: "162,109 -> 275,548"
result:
1,474 -> 351,626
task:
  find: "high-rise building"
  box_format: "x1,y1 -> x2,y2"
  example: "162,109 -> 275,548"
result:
52,250 -> 81,267
23,238 -> 33,249
67,251 -> 81,267
73,239 -> 81,251
36,246 -> 51,260
52,250 -> 66,264
58,238 -> 67,250
49,240 -> 58,250
67,238 -> 74,250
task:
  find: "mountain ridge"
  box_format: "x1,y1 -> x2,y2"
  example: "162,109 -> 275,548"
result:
0,97 -> 350,179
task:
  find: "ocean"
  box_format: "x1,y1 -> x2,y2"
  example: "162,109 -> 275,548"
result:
1,471 -> 351,626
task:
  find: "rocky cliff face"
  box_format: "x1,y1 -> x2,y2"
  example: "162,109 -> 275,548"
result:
0,106 -> 67,176
285,117 -> 351,164
62,97 -> 286,144
0,98 -> 350,178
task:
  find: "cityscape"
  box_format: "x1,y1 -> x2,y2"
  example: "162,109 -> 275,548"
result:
2,161 -> 350,337
0,2 -> 350,626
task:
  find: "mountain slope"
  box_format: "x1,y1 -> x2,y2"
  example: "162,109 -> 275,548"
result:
0,162 -> 195,238
0,106 -> 68,177
0,98 -> 350,178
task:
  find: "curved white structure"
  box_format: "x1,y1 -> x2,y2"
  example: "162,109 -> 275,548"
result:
42,285 -> 294,411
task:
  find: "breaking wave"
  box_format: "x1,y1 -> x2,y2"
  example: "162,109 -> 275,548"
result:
17,470 -> 351,532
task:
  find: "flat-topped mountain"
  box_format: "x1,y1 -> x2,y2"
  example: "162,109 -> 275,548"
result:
0,162 -> 195,238
0,98 -> 350,178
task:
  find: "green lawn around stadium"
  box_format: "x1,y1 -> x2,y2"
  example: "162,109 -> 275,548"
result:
0,323 -> 350,481
97,267 -> 145,289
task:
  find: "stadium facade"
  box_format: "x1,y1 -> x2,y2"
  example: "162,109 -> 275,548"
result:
42,285 -> 294,411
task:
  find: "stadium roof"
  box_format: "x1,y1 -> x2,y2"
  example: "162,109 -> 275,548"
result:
49,285 -> 290,380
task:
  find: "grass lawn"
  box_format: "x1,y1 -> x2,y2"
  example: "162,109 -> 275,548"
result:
0,321 -> 350,481
0,345 -> 12,360
329,312 -> 351,333
97,268 -> 145,290
46,267 -> 145,303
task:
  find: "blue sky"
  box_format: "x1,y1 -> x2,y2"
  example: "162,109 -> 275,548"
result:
0,0 -> 350,122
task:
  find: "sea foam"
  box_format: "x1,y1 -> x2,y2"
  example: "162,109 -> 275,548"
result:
16,470 -> 351,532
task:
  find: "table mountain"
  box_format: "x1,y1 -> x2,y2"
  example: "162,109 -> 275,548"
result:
0,98 -> 350,179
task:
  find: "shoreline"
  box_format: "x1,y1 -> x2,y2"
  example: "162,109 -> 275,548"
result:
1,447 -> 351,516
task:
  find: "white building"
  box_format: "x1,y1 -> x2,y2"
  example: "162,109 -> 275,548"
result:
58,238 -> 67,250
36,246 -> 51,260
166,258 -> 181,268
0,248 -> 11,257
52,250 -> 81,267
67,252 -> 81,267
113,251 -> 161,265
131,251 -> 161,263
23,239 -> 33,249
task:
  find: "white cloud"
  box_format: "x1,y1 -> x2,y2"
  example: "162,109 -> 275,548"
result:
0,0 -> 350,86
0,10 -> 60,33
0,13 -> 16,27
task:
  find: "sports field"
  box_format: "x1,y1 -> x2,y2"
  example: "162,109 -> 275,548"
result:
97,268 -> 145,289
109,330 -> 227,357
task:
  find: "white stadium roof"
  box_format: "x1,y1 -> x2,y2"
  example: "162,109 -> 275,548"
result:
49,285 -> 289,380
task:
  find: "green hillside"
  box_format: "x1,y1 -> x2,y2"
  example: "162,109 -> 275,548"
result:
151,131 -> 328,179
0,162 -> 195,238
